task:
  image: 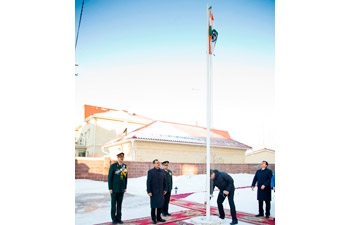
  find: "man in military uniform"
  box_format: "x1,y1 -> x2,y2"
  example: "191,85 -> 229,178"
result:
108,152 -> 128,224
161,160 -> 173,217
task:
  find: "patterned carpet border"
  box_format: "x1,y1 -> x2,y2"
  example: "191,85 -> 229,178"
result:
94,191 -> 274,225
170,198 -> 274,225
93,209 -> 203,225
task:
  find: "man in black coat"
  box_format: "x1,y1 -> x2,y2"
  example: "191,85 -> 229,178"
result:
209,169 -> 238,225
108,152 -> 128,224
251,160 -> 273,218
161,160 -> 173,217
147,159 -> 167,224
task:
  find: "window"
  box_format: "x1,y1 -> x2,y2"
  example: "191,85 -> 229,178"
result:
79,133 -> 84,145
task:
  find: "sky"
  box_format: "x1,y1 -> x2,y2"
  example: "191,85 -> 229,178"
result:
75,173 -> 275,225
74,0 -> 275,151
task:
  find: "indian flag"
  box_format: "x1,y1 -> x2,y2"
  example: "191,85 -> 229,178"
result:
208,6 -> 218,55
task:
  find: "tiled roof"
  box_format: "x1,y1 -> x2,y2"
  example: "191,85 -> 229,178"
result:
104,121 -> 251,150
84,104 -> 114,119
88,110 -> 154,124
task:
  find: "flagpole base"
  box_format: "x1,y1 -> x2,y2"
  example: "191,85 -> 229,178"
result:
191,216 -> 222,225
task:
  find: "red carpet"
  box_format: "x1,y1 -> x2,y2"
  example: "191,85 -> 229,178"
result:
169,198 -> 275,225
94,209 -> 202,225
94,192 -> 275,225
171,193 -> 195,199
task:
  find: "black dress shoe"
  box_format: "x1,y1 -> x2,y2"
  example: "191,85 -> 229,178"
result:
112,221 -> 117,225
166,213 -> 171,216
152,220 -> 157,224
219,216 -> 225,219
157,218 -> 166,222
265,215 -> 270,218
255,214 -> 264,217
230,220 -> 238,225
116,220 -> 123,224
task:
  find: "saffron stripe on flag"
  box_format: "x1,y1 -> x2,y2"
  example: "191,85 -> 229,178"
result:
208,6 -> 218,55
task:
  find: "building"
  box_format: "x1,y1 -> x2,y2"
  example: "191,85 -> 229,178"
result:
245,148 -> 275,164
103,120 -> 252,163
75,105 -> 154,157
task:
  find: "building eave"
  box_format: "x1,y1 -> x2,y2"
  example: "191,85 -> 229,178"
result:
105,137 -> 251,151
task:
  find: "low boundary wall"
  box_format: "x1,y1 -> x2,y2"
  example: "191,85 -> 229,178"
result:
75,157 -> 275,181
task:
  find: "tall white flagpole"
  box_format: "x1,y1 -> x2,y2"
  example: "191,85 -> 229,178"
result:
206,3 -> 213,221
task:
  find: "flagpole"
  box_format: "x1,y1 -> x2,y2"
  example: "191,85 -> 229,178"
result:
206,3 -> 212,221
75,0 -> 85,50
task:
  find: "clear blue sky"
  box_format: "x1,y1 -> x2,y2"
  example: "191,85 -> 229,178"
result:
75,0 -> 275,150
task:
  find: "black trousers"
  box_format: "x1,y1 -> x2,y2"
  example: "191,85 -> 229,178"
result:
217,190 -> 237,221
151,208 -> 162,221
110,192 -> 124,222
258,200 -> 271,216
162,191 -> 171,214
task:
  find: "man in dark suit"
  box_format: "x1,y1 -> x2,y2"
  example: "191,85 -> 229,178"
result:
161,161 -> 173,217
251,160 -> 273,218
209,169 -> 238,225
147,159 -> 167,224
108,152 -> 128,224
